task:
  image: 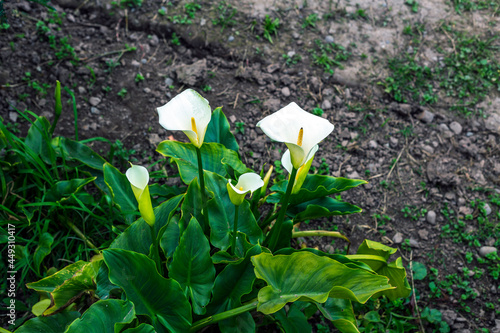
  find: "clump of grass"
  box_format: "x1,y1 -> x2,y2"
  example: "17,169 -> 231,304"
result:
309,39 -> 351,75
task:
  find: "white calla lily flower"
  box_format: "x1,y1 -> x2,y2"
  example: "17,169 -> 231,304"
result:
227,173 -> 264,206
126,164 -> 155,227
257,102 -> 334,169
157,89 -> 211,148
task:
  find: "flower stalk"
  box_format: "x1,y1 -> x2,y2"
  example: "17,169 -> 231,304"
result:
266,166 -> 298,251
230,205 -> 239,255
196,146 -> 210,231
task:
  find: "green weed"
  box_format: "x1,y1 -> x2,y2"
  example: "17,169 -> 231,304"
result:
212,1 -> 237,32
262,15 -> 279,43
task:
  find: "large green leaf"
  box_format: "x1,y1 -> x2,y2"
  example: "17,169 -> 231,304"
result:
14,311 -> 80,333
179,178 -> 205,233
27,260 -> 101,315
203,171 -> 263,251
169,217 -> 215,315
251,251 -> 393,314
288,197 -> 362,222
45,177 -> 96,202
160,215 -> 180,261
206,244 -> 262,316
95,263 -> 119,300
270,175 -> 367,205
316,298 -> 359,333
351,240 -> 411,301
53,137 -> 107,170
103,249 -> 192,333
65,299 -> 135,333
103,162 -> 137,223
33,232 -> 54,275
156,141 -> 247,184
204,107 -> 239,153
26,261 -> 88,293
25,116 -> 53,165
109,195 -> 183,255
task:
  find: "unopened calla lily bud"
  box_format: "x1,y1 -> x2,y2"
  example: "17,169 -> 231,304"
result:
257,102 -> 334,169
126,164 -> 156,227
157,89 -> 211,148
227,173 -> 264,206
281,148 -> 317,194
260,165 -> 274,197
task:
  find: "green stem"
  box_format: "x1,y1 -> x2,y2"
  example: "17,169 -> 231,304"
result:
196,147 -> 210,231
292,230 -> 350,243
190,299 -> 258,332
149,225 -> 162,275
266,167 -> 298,251
230,205 -> 240,256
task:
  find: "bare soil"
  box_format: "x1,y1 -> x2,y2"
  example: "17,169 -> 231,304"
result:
1,0 -> 500,331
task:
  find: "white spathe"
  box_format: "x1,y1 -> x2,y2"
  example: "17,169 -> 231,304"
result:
157,89 -> 211,148
126,164 -> 155,227
257,102 -> 334,169
227,173 -> 264,206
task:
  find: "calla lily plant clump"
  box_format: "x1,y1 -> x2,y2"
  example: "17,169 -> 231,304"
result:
18,89 -> 411,333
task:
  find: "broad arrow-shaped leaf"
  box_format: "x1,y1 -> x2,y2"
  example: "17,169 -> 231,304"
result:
204,107 -> 239,153
169,217 -> 215,315
251,251 -> 393,314
156,141 -> 247,184
65,299 -> 135,333
14,311 -> 80,333
103,249 -> 192,333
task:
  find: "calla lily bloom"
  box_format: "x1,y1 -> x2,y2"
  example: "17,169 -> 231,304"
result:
257,102 -> 334,169
126,164 -> 156,227
157,89 -> 211,148
281,147 -> 317,194
227,173 -> 264,206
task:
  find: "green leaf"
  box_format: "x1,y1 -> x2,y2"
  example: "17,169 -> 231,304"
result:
95,263 -> 119,300
205,107 -> 239,153
103,249 -> 192,333
27,261 -> 101,315
206,244 -> 262,316
274,303 -> 312,333
160,215 -> 180,261
33,232 -> 54,275
103,162 -> 137,224
26,261 -> 88,293
353,240 -> 411,301
271,175 -> 367,205
14,311 -> 80,333
316,298 -> 359,333
169,217 -> 215,315
289,197 -> 362,222
45,177 -> 96,202
65,299 -> 135,333
122,324 -> 156,333
212,232 -> 255,264
203,171 -> 263,250
179,178 -> 205,233
251,251 -> 393,314
53,137 -> 106,170
109,195 -> 183,255
25,116 -> 53,165
412,262 -> 428,281
156,141 -> 247,184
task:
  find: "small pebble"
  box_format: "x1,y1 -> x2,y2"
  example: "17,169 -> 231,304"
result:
416,109 -> 435,123
449,121 -> 463,135
281,87 -> 291,97
482,203 -> 492,216
89,97 -> 101,106
393,232 -> 403,244
165,77 -> 174,86
90,107 -> 100,115
368,140 -> 378,149
228,36 -> 235,42
479,246 -> 497,257
325,35 -> 334,43
426,210 -> 436,225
